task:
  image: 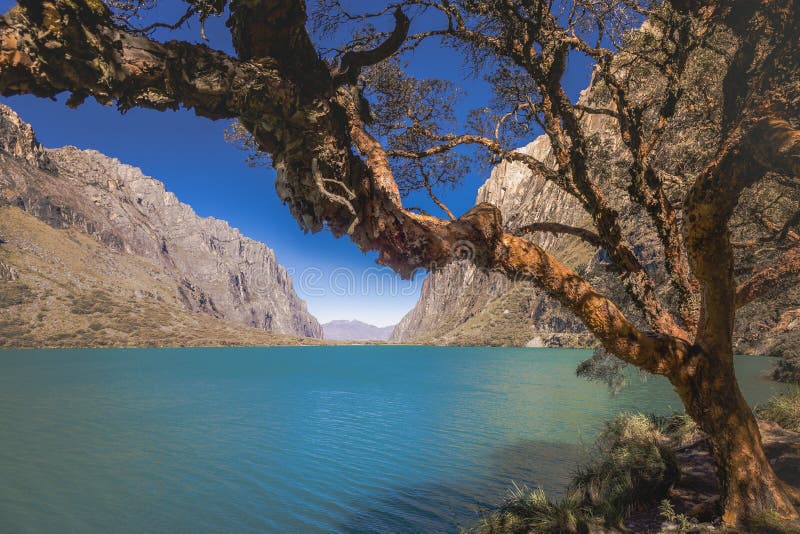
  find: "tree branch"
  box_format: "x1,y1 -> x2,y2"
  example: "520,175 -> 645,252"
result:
684,150 -> 760,359
514,222 -> 603,248
336,8 -> 410,84
498,232 -> 689,375
387,131 -> 562,185
312,158 -> 360,234
0,1 -> 278,121
597,14 -> 701,335
418,164 -> 456,221
736,245 -> 800,308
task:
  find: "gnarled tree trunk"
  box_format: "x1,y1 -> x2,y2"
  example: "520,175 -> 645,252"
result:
673,351 -> 800,523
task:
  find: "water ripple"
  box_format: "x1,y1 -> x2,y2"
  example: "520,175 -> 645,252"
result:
0,346 -> 786,533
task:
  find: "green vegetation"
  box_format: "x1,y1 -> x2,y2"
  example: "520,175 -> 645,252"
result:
659,499 -> 693,532
471,409 -> 800,533
471,413 -> 691,533
756,388 -> 800,432
772,352 -> 800,384
473,485 -> 592,534
68,289 -> 114,315
572,413 -> 681,526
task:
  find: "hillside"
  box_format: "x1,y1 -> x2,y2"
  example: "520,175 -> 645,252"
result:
0,104 -> 322,347
0,207 -> 323,348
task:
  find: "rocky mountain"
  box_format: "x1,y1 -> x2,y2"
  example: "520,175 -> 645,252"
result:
391,133 -> 598,348
322,320 -> 395,341
0,103 -> 322,346
391,81 -> 800,359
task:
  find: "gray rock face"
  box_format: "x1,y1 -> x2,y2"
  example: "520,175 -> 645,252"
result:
0,105 -> 56,172
390,132 -> 597,346
322,320 -> 395,341
0,104 -> 321,338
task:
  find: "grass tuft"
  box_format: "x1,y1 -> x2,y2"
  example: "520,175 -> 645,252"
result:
755,388 -> 800,432
474,484 -> 592,534
572,413 -> 679,526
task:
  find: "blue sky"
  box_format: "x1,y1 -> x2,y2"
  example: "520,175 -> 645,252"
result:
0,1 -> 594,326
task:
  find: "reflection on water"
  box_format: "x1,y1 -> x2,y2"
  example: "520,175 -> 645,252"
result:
0,346 -> 786,533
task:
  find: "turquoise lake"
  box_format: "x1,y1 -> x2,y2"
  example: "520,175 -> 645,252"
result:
0,346 -> 786,533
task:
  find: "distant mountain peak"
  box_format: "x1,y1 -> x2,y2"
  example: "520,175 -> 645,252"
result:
322,320 -> 395,341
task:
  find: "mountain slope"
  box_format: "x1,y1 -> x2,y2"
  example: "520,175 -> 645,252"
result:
0,104 -> 322,345
0,207 -> 323,348
322,320 -> 394,341
390,134 -> 596,347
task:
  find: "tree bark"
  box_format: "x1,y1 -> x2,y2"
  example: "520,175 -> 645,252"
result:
683,148 -> 800,522
673,351 -> 800,523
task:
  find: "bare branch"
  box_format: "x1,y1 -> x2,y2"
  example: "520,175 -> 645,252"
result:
312,158 -> 359,234
736,245 -> 800,308
515,222 -> 603,248
778,211 -> 800,242
573,104 -> 620,119
418,163 -> 456,221
336,8 -> 410,84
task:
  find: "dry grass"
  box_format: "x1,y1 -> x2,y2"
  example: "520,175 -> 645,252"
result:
756,388 -> 800,432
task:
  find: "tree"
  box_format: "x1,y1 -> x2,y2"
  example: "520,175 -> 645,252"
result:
1,0 -> 798,525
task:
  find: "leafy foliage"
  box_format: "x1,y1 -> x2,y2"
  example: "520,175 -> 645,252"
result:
576,347 -> 629,395
659,499 -> 694,532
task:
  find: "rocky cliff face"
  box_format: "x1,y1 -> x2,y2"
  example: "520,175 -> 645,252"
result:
0,104 -> 321,339
390,133 -> 598,347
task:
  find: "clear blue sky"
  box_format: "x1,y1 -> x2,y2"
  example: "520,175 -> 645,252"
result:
0,1 -> 593,327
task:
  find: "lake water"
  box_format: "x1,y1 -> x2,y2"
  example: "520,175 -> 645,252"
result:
0,346 -> 786,533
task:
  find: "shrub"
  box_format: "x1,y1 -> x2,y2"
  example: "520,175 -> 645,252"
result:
472,413 -> 682,533
572,413 -> 680,526
650,413 -> 701,446
69,290 -> 115,315
755,388 -> 800,432
474,484 -> 593,534
772,354 -> 800,384
659,499 -> 693,532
